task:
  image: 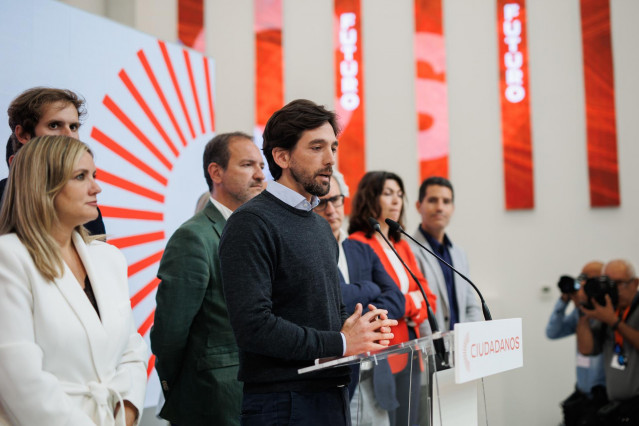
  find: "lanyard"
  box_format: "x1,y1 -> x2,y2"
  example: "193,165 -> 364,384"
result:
613,306 -> 631,357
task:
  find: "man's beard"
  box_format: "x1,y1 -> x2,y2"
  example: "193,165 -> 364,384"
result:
289,160 -> 332,197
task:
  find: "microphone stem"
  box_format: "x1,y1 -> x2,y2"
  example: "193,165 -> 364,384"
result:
400,229 -> 492,321
373,228 -> 440,335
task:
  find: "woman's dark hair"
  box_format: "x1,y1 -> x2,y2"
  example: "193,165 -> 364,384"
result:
348,170 -> 406,241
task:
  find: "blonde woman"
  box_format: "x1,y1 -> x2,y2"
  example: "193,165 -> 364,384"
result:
0,136 -> 147,425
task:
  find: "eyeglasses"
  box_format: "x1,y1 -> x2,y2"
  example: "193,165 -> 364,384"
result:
315,195 -> 345,212
607,277 -> 636,288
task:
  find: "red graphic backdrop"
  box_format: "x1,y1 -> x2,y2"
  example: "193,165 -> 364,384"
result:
178,0 -> 205,52
580,0 -> 619,207
335,0 -> 365,212
497,1 -> 534,209
91,40 -> 216,377
255,0 -> 284,148
414,0 -> 449,181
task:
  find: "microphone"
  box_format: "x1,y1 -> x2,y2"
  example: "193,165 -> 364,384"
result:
367,218 -> 441,335
385,218 -> 492,321
368,217 -> 449,368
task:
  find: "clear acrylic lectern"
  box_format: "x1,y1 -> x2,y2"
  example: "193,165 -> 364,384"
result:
298,332 -> 486,426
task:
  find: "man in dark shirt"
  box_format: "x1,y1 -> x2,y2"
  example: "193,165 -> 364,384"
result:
219,99 -> 397,426
409,176 -> 481,334
4,87 -> 105,235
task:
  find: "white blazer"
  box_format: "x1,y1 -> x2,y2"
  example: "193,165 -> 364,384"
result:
409,228 -> 483,334
0,232 -> 147,426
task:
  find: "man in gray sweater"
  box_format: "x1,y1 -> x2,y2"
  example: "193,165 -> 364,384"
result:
219,99 -> 397,426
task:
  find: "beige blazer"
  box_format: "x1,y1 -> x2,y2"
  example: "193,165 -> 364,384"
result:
0,232 -> 147,425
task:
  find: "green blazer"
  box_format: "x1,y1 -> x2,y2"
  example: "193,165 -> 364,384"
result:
151,201 -> 241,425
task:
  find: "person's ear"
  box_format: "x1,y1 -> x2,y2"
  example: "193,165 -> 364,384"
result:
207,162 -> 223,185
14,126 -> 31,144
272,147 -> 290,170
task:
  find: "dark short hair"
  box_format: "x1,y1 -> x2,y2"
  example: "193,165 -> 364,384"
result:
5,135 -> 16,166
348,171 -> 406,241
7,87 -> 86,137
262,99 -> 339,180
202,131 -> 252,191
418,176 -> 454,202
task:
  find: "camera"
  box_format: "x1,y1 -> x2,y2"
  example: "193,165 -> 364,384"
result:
582,276 -> 618,310
557,275 -> 580,294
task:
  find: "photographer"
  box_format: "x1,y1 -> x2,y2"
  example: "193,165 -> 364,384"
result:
546,261 -> 606,426
577,259 -> 639,425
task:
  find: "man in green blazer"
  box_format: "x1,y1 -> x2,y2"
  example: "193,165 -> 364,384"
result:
151,132 -> 265,425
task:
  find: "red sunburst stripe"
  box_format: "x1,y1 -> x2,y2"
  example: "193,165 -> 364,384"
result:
128,250 -> 164,277
138,50 -> 188,147
100,206 -> 163,221
147,354 -> 156,378
103,96 -> 173,170
130,277 -> 161,308
91,127 -> 168,186
97,168 -> 164,203
204,57 -> 215,132
119,69 -> 180,157
183,49 -> 205,134
138,309 -> 155,336
109,231 -> 165,250
158,40 -> 196,139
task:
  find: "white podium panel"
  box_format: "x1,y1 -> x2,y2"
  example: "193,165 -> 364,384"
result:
454,318 -> 523,384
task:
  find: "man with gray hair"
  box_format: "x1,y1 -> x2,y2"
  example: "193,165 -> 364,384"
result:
577,259 -> 639,424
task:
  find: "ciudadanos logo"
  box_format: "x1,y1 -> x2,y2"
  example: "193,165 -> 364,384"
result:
463,332 -> 521,372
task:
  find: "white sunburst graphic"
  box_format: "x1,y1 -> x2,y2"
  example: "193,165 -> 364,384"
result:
89,39 -> 216,403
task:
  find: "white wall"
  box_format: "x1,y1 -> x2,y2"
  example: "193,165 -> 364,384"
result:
56,1 -> 639,425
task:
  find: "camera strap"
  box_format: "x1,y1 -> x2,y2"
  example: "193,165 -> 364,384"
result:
613,295 -> 639,354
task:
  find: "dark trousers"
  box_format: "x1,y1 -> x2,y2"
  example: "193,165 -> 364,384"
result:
561,385 -> 607,426
240,387 -> 351,426
596,394 -> 639,426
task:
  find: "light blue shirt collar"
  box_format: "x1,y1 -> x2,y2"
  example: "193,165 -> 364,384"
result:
266,180 -> 319,211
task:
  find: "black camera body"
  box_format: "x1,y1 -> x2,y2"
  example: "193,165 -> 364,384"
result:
583,276 -> 618,310
558,275 -> 580,294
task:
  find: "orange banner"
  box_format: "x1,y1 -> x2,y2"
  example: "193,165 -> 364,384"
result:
255,0 -> 284,177
335,0 -> 365,212
178,0 -> 204,52
497,1 -> 534,209
414,0 -> 449,181
580,0 -> 619,207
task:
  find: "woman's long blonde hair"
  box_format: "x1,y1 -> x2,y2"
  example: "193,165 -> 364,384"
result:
0,135 -> 94,281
